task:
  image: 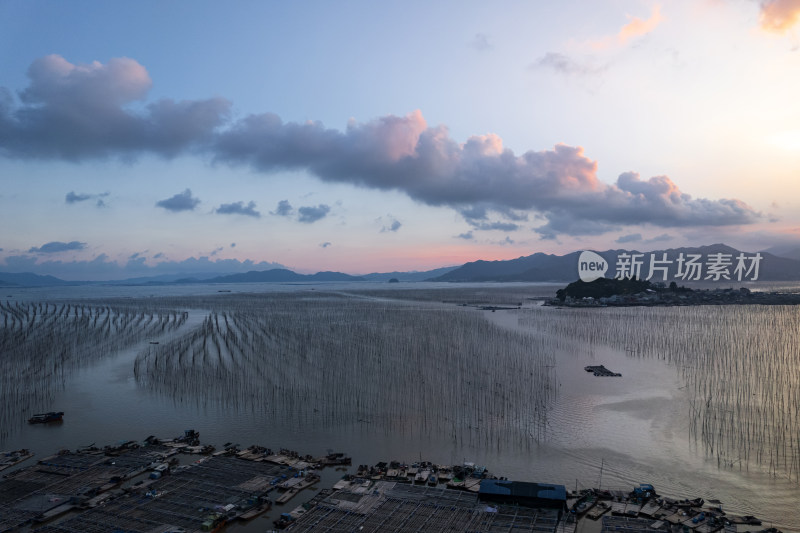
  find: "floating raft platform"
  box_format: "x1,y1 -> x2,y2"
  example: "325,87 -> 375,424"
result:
0,441 -> 775,533
0,449 -> 34,472
0,433 -> 348,533
282,467 -> 774,533
284,480 -> 566,533
584,365 -> 622,377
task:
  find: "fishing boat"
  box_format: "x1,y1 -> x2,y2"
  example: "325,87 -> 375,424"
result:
572,492 -> 596,516
28,411 -> 64,424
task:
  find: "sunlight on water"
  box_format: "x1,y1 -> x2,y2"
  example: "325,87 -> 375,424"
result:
520,305 -> 800,482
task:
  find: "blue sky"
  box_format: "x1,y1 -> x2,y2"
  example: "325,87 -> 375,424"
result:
2,1 -> 800,280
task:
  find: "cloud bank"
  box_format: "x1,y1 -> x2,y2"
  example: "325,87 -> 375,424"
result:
28,240 -> 86,253
214,113 -> 759,234
0,55 -> 762,237
0,55 -> 229,160
0,253 -> 288,282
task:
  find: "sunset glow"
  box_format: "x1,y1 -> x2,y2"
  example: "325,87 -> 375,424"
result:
1,1 -> 800,280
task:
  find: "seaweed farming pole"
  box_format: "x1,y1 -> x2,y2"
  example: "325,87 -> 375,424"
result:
598,459 -> 603,490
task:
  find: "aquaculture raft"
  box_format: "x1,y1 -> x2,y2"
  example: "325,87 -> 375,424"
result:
0,449 -> 34,472
0,435 -> 349,533
584,365 -> 621,377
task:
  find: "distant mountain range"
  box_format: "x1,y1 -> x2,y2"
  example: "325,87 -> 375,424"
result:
107,272 -> 240,284
0,266 -> 459,287
0,272 -> 80,287
432,244 -> 800,283
2,244 -> 799,287
765,245 -> 800,262
430,252 -> 583,282
361,266 -> 458,282
176,269 -> 367,284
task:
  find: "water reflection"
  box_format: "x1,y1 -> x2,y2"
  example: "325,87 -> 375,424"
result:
134,293 -> 558,448
519,305 -> 800,482
0,300 -> 186,439
2,285 -> 800,531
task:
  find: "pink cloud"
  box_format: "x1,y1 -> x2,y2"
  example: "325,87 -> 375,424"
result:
2,55 -> 760,238
590,4 -> 663,50
346,109 -> 427,161
22,55 -> 152,108
463,134 -> 504,156
760,0 -> 800,33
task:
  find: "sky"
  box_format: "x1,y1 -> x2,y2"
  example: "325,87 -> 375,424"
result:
2,0 -> 800,280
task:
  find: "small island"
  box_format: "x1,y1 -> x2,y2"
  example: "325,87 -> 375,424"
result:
547,277 -> 800,307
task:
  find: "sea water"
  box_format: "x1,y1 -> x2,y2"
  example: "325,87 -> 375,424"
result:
1,282 -> 798,531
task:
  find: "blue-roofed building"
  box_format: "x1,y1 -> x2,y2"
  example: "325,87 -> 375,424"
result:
478,479 -> 567,511
633,483 -> 656,498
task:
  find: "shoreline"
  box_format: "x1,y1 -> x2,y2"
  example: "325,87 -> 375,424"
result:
547,286 -> 800,308
0,435 -> 780,533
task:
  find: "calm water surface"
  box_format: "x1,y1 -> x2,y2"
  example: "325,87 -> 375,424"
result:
2,282 -> 798,531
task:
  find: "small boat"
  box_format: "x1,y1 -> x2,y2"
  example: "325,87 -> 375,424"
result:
28,412 -> 64,424
274,513 -> 294,529
730,515 -> 762,526
428,474 -> 438,486
676,497 -> 704,509
572,493 -> 596,516
436,466 -> 452,482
